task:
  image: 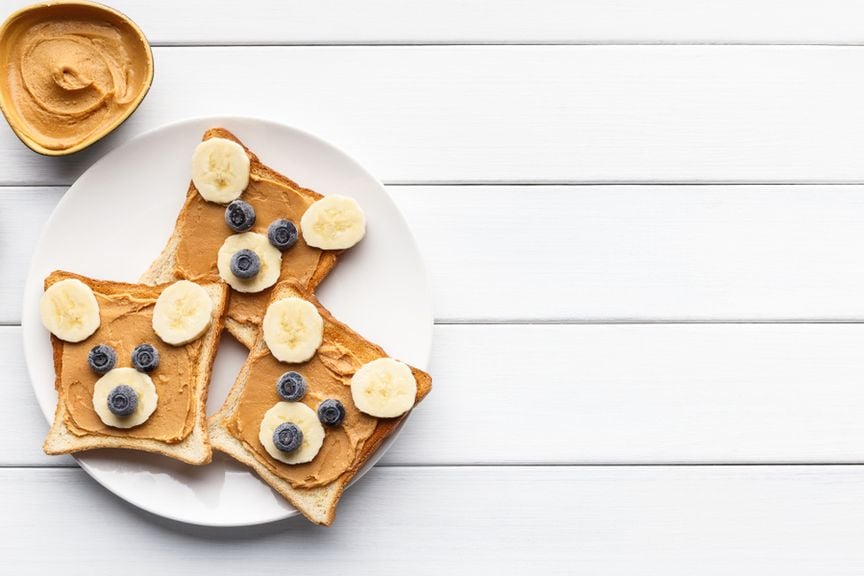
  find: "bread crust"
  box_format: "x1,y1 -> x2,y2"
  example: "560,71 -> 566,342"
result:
42,270 -> 229,465
209,280 -> 432,525
140,127 -> 340,348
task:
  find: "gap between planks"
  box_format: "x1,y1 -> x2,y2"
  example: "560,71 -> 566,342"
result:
145,42 -> 864,47
11,462 -> 864,470
8,321 -> 864,328
18,181 -> 864,189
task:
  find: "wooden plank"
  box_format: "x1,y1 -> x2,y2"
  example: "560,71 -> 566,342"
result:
9,322 -> 864,467
4,466 -> 864,574
7,185 -> 864,324
4,0 -> 864,45
2,324 -> 72,467
0,187 -> 64,325
5,46 -> 864,185
396,184 -> 864,322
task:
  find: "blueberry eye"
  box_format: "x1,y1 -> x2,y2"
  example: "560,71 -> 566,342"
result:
317,399 -> 345,427
131,343 -> 160,373
276,371 -> 306,401
225,200 -> 256,232
231,248 -> 260,278
272,422 -> 303,452
107,384 -> 138,416
87,344 -> 117,374
267,219 -> 298,251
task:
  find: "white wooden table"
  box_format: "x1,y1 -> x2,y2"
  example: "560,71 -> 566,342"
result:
6,1 -> 864,572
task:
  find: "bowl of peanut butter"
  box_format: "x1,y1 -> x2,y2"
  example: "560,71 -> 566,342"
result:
0,1 -> 153,155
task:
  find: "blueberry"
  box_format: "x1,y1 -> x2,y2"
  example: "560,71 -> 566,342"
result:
317,399 -> 345,427
276,371 -> 306,401
272,422 -> 303,453
224,200 -> 256,232
87,344 -> 117,374
267,219 -> 298,251
107,384 -> 138,417
131,343 -> 160,373
230,249 -> 260,278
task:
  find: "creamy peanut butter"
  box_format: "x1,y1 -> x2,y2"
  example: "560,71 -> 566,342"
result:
175,174 -> 327,327
0,2 -> 152,154
227,333 -> 380,488
61,292 -> 197,443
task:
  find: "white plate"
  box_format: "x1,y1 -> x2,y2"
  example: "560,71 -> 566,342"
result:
21,117 -> 433,526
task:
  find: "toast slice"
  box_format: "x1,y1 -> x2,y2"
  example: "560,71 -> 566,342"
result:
42,271 -> 228,465
209,280 -> 432,525
141,127 -> 341,349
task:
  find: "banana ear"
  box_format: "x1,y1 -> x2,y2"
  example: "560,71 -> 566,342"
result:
152,280 -> 215,345
299,196 -> 366,250
40,277 -> 101,342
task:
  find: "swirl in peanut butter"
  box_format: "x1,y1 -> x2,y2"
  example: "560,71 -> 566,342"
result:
0,5 -> 151,152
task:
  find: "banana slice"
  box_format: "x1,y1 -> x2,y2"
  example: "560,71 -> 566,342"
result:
191,137 -> 250,203
259,401 -> 325,464
39,278 -> 100,342
263,297 -> 323,363
152,280 -> 214,345
216,232 -> 282,293
300,195 -> 366,250
351,358 -> 417,418
92,367 -> 158,429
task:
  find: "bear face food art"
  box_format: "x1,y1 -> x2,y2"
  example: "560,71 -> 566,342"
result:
39,273 -> 224,449
193,137 -> 366,292
153,131 -> 366,348
210,281 -> 432,519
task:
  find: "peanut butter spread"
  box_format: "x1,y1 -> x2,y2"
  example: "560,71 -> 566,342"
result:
226,332 -> 379,488
0,2 -> 152,154
61,292 -> 197,443
175,174 -> 326,326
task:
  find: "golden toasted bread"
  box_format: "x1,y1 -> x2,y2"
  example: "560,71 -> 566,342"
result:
141,127 -> 340,349
42,270 -> 228,465
209,280 -> 432,525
